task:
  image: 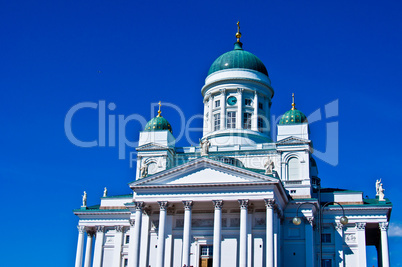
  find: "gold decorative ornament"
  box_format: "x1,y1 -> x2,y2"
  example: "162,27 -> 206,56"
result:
236,21 -> 242,42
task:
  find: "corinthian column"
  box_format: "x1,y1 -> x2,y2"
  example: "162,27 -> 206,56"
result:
356,222 -> 367,267
264,199 -> 275,267
379,222 -> 390,267
129,201 -> 144,267
93,226 -> 105,267
238,199 -> 249,267
333,222 -> 344,267
84,229 -> 95,267
182,200 -> 193,267
113,226 -> 124,267
156,201 -> 168,267
212,200 -> 223,267
75,225 -> 86,267
305,217 -> 314,267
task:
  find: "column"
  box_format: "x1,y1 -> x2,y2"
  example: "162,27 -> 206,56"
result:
305,217 -> 314,267
156,201 -> 168,267
355,222 -> 366,267
220,89 -> 226,130
334,223 -> 344,267
139,211 -> 151,267
264,199 -> 275,267
84,229 -> 95,267
252,92 -> 259,131
379,222 -> 390,267
129,201 -> 144,267
237,88 -> 243,129
238,199 -> 249,267
93,226 -> 105,267
208,94 -> 213,133
75,226 -> 86,267
212,200 -> 223,267
182,200 -> 193,267
113,226 -> 124,267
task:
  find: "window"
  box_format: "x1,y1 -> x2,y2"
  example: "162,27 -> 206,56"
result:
215,100 -> 220,108
321,259 -> 332,267
243,113 -> 252,129
258,117 -> 264,132
214,113 -> 220,131
245,98 -> 252,106
125,235 -> 130,244
321,233 -> 331,243
201,245 -> 213,256
124,259 -> 128,267
227,112 -> 236,129
259,102 -> 264,110
290,190 -> 296,194
288,158 -> 300,180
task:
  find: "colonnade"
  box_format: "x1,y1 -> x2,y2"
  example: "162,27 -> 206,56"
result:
74,198 -> 279,267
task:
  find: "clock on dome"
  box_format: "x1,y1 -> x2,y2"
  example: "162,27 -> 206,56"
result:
227,96 -> 237,106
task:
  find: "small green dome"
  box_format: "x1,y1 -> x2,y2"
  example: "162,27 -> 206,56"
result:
144,115 -> 172,133
279,108 -> 308,125
208,42 -> 268,76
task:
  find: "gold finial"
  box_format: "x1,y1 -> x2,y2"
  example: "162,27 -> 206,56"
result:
291,93 -> 296,110
236,21 -> 242,42
157,101 -> 162,117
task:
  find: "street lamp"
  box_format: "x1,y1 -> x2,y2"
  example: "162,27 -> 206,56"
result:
292,201 -> 348,267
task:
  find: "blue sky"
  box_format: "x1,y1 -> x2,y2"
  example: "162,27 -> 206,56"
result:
0,0 -> 401,266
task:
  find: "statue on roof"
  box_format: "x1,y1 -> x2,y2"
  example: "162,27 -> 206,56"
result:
379,183 -> 385,201
82,191 -> 87,207
376,178 -> 381,196
264,157 -> 275,175
103,187 -> 107,197
200,138 -> 210,156
140,160 -> 148,178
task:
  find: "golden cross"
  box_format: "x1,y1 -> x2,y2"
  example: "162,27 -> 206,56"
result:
236,21 -> 242,42
292,93 -> 295,110
157,101 -> 162,116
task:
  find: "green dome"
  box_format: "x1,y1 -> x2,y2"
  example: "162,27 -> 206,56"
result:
144,115 -> 172,133
279,108 -> 308,125
208,42 -> 269,76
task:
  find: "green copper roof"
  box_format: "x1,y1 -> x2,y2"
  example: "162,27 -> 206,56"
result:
208,42 -> 269,76
144,115 -> 172,133
279,108 -> 308,125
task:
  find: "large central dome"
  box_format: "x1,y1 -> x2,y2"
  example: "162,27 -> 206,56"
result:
208,42 -> 269,77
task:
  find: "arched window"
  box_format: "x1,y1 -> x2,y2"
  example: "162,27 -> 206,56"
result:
288,157 -> 300,180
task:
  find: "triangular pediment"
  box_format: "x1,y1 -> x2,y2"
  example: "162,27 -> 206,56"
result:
136,143 -> 171,151
129,157 -> 278,188
276,136 -> 310,145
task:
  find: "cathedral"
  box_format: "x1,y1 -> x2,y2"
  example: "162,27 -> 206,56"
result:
73,25 -> 392,267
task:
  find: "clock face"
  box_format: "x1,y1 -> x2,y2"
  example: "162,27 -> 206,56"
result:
227,96 -> 237,106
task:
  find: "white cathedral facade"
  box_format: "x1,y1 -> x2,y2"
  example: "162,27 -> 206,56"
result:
74,27 -> 392,267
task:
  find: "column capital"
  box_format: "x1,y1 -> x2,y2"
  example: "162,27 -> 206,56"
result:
355,222 -> 366,230
237,87 -> 244,94
129,219 -> 135,226
115,225 -> 124,232
183,200 -> 193,210
264,199 -> 276,209
158,201 -> 168,210
96,225 -> 105,233
379,222 -> 389,231
134,201 -> 144,211
219,88 -> 226,95
238,199 -> 249,209
77,225 -> 86,233
212,200 -> 223,210
333,222 -> 343,231
86,229 -> 95,237
305,217 -> 314,226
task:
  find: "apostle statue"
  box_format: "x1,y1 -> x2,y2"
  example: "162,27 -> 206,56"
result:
140,161 -> 148,178
103,187 -> 108,197
376,178 -> 381,196
264,158 -> 275,175
200,138 -> 210,156
378,183 -> 385,201
82,191 -> 87,207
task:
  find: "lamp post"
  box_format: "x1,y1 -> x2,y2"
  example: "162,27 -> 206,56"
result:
292,201 -> 348,267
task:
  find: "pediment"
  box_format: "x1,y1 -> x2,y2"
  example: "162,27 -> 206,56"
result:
129,157 -> 278,188
136,143 -> 171,151
276,136 -> 310,145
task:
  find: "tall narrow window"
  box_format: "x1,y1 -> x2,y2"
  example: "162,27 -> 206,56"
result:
258,117 -> 264,132
288,157 -> 300,180
259,102 -> 264,110
227,112 -> 236,129
214,113 -> 220,131
321,259 -> 332,267
245,98 -> 252,106
243,113 -> 252,129
215,100 -> 220,108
